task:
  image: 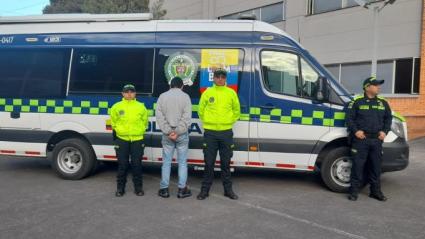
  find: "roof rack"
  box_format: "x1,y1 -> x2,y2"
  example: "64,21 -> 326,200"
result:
0,13 -> 153,24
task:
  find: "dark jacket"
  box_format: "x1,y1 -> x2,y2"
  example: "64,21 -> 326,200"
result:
347,94 -> 392,135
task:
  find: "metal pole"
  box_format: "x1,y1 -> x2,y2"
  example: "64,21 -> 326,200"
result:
371,6 -> 379,77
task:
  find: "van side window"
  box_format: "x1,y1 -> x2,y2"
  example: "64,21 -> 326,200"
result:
300,58 -> 320,98
153,48 -> 244,98
261,50 -> 322,99
0,48 -> 70,98
69,48 -> 154,94
261,51 -> 301,96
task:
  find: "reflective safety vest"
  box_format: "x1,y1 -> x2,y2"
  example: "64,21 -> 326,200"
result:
110,98 -> 148,141
198,84 -> 240,131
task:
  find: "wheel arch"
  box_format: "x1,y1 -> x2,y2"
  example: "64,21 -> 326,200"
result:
46,130 -> 93,153
315,137 -> 349,169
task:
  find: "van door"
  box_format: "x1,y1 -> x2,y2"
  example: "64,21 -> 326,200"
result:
152,47 -> 249,166
251,48 -> 331,170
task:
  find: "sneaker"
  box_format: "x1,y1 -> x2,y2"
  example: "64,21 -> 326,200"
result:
177,187 -> 192,199
369,191 -> 387,201
196,191 -> 209,200
224,190 -> 238,200
158,188 -> 170,198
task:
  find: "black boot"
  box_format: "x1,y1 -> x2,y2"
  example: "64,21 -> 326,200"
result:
158,188 -> 170,198
197,191 -> 209,200
135,189 -> 144,196
347,193 -> 358,201
348,186 -> 359,201
134,185 -> 144,196
177,187 -> 192,199
224,189 -> 238,200
369,191 -> 387,201
115,189 -> 125,197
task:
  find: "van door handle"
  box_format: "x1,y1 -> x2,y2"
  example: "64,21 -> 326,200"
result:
10,111 -> 20,119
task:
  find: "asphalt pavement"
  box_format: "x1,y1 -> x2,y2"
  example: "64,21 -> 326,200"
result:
0,138 -> 424,239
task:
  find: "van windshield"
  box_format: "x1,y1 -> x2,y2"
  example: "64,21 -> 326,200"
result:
302,50 -> 352,100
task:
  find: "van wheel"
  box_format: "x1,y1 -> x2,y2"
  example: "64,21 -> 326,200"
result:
320,147 -> 352,193
52,138 -> 97,180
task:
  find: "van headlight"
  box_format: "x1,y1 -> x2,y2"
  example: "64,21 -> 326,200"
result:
391,118 -> 405,139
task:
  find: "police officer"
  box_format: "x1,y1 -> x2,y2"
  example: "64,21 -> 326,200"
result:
197,69 -> 241,200
347,77 -> 392,201
110,84 -> 149,197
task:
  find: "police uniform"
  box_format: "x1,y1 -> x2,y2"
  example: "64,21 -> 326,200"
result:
197,69 -> 241,200
110,84 -> 149,197
346,77 -> 392,201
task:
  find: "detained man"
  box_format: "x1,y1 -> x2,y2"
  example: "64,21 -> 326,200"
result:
156,77 -> 192,198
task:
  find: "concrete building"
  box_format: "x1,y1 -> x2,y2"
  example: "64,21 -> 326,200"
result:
161,0 -> 425,139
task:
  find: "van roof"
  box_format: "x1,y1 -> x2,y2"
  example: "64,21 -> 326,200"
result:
0,13 -> 293,40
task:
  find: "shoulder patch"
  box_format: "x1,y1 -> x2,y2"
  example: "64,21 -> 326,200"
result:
377,95 -> 387,101
353,95 -> 364,101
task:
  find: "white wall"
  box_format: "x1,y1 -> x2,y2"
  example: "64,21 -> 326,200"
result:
162,0 -> 422,65
285,0 -> 422,64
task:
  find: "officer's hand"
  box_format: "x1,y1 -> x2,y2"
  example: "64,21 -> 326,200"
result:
355,130 -> 366,139
378,131 -> 386,141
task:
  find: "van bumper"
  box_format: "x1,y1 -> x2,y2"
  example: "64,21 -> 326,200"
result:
382,137 -> 409,172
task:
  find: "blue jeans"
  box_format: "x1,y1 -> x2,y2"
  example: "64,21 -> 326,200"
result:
160,132 -> 189,189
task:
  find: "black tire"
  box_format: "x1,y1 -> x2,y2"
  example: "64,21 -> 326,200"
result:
320,147 -> 352,193
51,138 -> 97,180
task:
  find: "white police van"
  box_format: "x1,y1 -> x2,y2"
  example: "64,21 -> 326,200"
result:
0,14 -> 408,192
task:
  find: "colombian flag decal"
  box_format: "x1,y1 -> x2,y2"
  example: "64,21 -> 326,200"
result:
200,49 -> 240,93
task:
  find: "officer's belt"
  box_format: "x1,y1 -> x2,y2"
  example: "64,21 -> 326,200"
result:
364,132 -> 379,138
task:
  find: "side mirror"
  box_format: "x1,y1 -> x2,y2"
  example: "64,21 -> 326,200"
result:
315,76 -> 329,102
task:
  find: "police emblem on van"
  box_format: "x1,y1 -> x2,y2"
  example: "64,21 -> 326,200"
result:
164,52 -> 198,86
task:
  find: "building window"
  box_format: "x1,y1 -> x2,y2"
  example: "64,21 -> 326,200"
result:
0,48 -> 70,98
313,0 -> 341,14
220,2 -> 284,23
377,60 -> 394,94
325,57 -> 421,95
325,64 -> 341,82
413,58 -> 420,94
309,0 -> 363,15
340,62 -> 371,94
394,58 -> 413,94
